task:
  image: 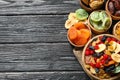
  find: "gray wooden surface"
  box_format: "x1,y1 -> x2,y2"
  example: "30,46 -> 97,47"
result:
0,0 -> 91,80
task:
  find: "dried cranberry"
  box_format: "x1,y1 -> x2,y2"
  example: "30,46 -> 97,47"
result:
94,45 -> 99,50
103,54 -> 109,60
90,50 -> 94,55
85,50 -> 90,56
106,37 -> 112,42
101,60 -> 105,65
90,62 -> 95,68
95,62 -> 101,68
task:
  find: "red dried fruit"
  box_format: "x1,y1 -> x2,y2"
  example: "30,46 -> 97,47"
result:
108,1 -> 115,14
103,54 -> 109,60
94,45 -> 99,50
106,37 -> 112,42
90,50 -> 94,55
90,62 -> 95,68
95,62 -> 101,68
85,50 -> 90,56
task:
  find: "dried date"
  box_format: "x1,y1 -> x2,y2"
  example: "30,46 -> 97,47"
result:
114,0 -> 120,10
115,10 -> 120,16
108,1 -> 115,14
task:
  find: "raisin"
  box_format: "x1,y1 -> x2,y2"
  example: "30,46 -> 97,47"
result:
104,65 -> 115,72
101,35 -> 108,42
95,68 -> 99,73
89,46 -> 94,50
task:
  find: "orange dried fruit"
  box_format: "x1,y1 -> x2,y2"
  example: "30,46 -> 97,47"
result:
74,22 -> 87,30
68,27 -> 78,41
79,29 -> 90,39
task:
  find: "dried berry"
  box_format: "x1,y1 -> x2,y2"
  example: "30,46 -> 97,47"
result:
101,35 -> 108,42
104,65 -> 115,72
95,68 -> 99,73
108,1 -> 115,14
89,46 -> 95,50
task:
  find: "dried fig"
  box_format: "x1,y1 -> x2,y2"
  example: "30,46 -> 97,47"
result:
115,10 -> 120,16
108,1 -> 115,14
114,0 -> 120,10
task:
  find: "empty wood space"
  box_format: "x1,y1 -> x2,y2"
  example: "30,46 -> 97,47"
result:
0,0 -> 90,80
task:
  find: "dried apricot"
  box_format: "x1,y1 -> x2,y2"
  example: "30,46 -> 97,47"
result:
74,22 -> 87,30
68,27 -> 78,41
80,29 -> 90,39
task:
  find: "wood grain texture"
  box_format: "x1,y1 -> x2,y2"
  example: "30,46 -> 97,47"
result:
0,43 -> 84,71
0,15 -> 68,43
0,0 -> 80,15
0,71 -> 90,80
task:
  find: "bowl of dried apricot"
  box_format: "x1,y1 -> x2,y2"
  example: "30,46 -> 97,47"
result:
82,34 -> 120,80
67,22 -> 91,47
113,21 -> 120,40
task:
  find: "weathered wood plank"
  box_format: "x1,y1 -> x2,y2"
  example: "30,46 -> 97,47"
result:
0,15 -> 69,43
0,0 -> 80,15
0,43 -> 84,71
0,71 -> 90,80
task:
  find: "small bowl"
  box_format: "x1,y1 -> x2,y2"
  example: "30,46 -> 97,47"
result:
80,0 -> 93,12
105,0 -> 120,20
67,23 -> 92,47
88,10 -> 112,34
80,0 -> 104,12
113,21 -> 120,40
82,34 -> 120,80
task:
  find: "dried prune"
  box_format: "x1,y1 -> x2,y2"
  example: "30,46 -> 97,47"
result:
115,10 -> 120,16
108,1 -> 115,14
114,0 -> 120,10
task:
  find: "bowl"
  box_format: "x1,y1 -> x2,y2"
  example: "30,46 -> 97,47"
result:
88,10 -> 112,34
105,0 -> 120,20
82,34 -> 120,80
80,0 -> 104,12
67,22 -> 92,47
80,0 -> 93,12
113,21 -> 120,40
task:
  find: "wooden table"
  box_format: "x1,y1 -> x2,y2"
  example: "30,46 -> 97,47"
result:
0,0 -> 91,79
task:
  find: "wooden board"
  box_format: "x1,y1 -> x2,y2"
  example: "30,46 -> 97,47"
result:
0,72 -> 90,80
0,0 -> 80,15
